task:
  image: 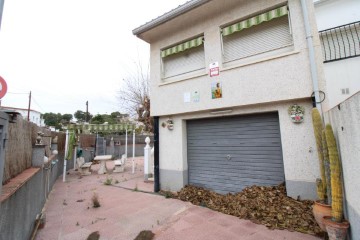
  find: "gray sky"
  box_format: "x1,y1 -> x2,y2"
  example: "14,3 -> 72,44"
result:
0,0 -> 188,115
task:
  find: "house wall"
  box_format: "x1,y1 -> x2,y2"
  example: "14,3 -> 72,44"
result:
322,58 -> 360,109
159,99 -> 320,200
147,0 -> 327,116
324,91 -> 360,240
144,0 -> 326,199
314,0 -> 360,110
314,0 -> 360,31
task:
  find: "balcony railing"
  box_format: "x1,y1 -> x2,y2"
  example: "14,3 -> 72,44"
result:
319,21 -> 360,63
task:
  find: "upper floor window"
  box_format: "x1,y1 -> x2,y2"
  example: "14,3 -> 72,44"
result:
221,5 -> 293,63
161,36 -> 205,79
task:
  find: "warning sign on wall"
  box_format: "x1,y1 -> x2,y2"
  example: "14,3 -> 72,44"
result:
209,62 -> 219,77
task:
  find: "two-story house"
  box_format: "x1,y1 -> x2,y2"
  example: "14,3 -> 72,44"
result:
133,0 -> 327,200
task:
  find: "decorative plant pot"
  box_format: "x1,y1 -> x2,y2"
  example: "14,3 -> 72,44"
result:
323,216 -> 350,240
312,201 -> 332,231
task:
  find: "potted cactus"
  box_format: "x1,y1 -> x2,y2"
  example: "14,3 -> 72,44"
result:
311,108 -> 332,231
322,124 -> 349,240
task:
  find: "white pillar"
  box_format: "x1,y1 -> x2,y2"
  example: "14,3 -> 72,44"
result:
144,137 -> 151,181
132,130 -> 135,174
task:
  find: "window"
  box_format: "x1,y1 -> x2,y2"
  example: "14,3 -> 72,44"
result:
161,36 -> 205,79
221,6 -> 293,63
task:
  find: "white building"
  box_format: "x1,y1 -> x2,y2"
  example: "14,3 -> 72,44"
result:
314,0 -> 360,109
134,0 -> 327,200
0,106 -> 44,126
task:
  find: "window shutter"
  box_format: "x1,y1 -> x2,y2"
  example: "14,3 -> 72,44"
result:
222,16 -> 293,63
163,46 -> 205,79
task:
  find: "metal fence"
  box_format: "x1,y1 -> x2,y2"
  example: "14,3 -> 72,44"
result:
319,21 -> 360,63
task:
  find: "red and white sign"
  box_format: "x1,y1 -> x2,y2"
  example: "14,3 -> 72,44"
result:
0,76 -> 7,99
209,62 -> 219,77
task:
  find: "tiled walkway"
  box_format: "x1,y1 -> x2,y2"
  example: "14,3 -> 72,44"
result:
36,157 -> 320,240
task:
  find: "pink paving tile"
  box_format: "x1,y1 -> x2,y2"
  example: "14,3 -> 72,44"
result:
36,157 -> 321,240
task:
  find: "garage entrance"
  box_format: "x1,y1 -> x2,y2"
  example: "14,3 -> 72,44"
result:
187,112 -> 285,194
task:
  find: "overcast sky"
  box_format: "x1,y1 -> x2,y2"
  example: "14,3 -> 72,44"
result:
0,0 -> 188,116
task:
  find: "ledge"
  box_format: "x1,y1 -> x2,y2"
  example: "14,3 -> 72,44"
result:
1,167 -> 41,203
222,50 -> 300,72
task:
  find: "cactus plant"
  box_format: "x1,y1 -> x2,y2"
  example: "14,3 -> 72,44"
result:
311,108 -> 327,202
322,130 -> 332,205
325,124 -> 343,222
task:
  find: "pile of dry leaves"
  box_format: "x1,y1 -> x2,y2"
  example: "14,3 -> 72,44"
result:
168,184 -> 323,236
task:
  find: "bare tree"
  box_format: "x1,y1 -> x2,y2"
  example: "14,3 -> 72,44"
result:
117,62 -> 153,132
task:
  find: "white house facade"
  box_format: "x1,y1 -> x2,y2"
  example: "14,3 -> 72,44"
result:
134,0 -> 327,200
0,106 -> 44,126
314,0 -> 360,109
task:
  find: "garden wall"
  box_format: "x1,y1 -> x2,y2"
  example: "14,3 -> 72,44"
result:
0,116 -> 66,240
325,91 -> 360,240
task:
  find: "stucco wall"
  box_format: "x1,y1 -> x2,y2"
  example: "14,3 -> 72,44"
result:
146,0 -> 326,116
314,0 -> 360,31
323,58 -> 360,109
159,99 -> 320,199
324,91 -> 360,240
314,0 -> 360,112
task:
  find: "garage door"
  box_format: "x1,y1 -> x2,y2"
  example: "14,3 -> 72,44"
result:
187,112 -> 285,194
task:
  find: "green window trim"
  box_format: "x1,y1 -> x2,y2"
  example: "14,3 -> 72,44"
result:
222,5 -> 288,36
161,36 -> 204,58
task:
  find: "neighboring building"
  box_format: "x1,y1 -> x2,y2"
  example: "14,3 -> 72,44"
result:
133,0 -> 327,199
314,0 -> 360,109
315,1 -> 360,238
0,106 -> 44,126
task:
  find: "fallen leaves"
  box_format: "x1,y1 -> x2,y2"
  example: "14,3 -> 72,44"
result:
174,184 -> 323,236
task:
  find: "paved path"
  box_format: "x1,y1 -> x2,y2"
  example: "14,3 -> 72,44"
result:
36,157 -> 320,240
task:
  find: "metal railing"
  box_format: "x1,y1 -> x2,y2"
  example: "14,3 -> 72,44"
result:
319,21 -> 360,63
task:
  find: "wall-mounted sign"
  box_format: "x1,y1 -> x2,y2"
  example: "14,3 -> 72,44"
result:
0,76 -> 8,99
209,62 -> 219,77
192,91 -> 200,102
211,81 -> 222,99
184,92 -> 191,103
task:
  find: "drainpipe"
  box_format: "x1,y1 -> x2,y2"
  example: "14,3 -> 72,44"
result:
153,116 -> 160,192
300,0 -> 323,114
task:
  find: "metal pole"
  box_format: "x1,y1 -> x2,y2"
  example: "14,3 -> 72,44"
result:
132,130 -> 135,174
73,145 -> 77,170
63,130 -> 69,182
154,116 -> 160,192
27,91 -> 31,121
0,0 -> 5,30
85,101 -> 88,122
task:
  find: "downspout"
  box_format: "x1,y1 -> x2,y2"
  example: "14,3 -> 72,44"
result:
153,116 -> 160,192
300,0 -> 323,114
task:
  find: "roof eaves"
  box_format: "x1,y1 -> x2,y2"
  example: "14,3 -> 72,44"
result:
132,0 -> 211,36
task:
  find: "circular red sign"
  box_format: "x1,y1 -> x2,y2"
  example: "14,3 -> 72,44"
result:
0,76 -> 8,99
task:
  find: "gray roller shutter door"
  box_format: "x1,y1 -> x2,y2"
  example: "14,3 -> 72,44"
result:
187,112 -> 285,194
